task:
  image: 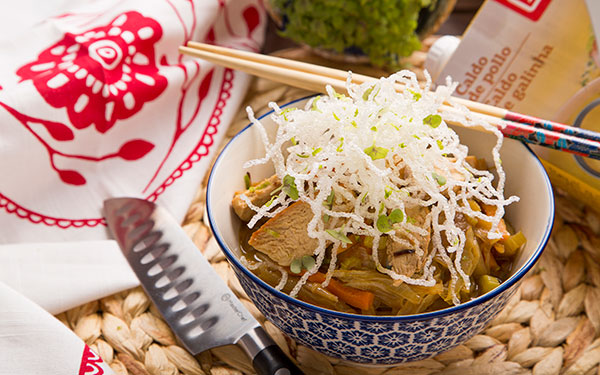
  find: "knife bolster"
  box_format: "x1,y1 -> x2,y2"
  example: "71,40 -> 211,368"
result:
238,326 -> 303,374
237,326 -> 276,359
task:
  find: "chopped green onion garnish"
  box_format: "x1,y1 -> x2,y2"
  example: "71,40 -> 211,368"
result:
364,145 -> 389,161
437,140 -> 444,150
280,107 -> 297,114
432,172 -> 446,186
362,86 -> 374,100
351,120 -> 358,127
333,112 -> 340,121
311,96 -> 321,111
336,137 -> 344,152
325,229 -> 352,244
322,214 -> 330,223
384,188 -> 392,199
312,147 -> 322,156
296,153 -> 309,158
244,173 -> 251,189
267,229 -> 280,237
291,136 -> 297,145
424,114 -> 442,128
411,90 -> 422,101
281,107 -> 296,121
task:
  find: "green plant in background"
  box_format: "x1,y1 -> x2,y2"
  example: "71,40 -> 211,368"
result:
271,0 -> 435,68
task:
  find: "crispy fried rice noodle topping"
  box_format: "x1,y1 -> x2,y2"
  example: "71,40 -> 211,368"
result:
241,71 -> 519,305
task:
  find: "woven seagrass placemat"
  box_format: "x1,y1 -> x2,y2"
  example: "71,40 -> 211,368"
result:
56,43 -> 600,375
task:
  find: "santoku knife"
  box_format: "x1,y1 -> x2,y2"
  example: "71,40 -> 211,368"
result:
104,197 -> 303,375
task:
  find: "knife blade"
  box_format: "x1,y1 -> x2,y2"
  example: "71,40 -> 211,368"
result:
104,197 -> 303,375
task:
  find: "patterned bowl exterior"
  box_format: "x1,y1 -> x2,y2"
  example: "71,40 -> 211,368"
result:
228,258 -> 518,364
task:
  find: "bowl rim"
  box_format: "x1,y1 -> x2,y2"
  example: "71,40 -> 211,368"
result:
206,95 -> 555,322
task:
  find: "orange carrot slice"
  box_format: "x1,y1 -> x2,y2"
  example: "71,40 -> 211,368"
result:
480,204 -> 510,240
308,272 -> 374,311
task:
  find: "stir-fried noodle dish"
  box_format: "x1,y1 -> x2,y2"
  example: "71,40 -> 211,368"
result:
231,72 -> 526,315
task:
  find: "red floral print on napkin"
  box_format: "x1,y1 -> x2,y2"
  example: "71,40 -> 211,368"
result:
16,11 -> 167,133
78,345 -> 108,375
0,0 -> 266,236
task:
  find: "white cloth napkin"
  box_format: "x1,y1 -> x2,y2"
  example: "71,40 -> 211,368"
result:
0,240 -> 139,315
0,281 -> 115,375
0,0 -> 266,372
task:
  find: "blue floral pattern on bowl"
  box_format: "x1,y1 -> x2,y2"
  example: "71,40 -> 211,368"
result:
232,264 -> 518,364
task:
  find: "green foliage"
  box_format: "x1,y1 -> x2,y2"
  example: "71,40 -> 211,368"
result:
271,0 -> 432,68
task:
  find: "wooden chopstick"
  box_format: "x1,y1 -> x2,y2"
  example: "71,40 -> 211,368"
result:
187,43 -> 600,144
178,43 -> 600,160
180,45 -> 348,94
185,41 -> 376,86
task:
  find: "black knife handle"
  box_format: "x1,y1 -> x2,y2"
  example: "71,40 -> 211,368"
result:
237,326 -> 304,375
252,345 -> 304,375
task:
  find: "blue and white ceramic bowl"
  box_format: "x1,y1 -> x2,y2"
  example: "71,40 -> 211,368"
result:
206,97 -> 554,364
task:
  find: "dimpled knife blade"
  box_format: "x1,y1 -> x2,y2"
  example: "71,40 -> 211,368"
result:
104,197 -> 303,375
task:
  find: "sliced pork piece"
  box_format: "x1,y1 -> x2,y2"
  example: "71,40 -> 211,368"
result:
434,161 -> 465,183
324,190 -> 354,229
332,194 -> 354,213
389,244 -> 420,277
248,201 -> 318,266
465,155 -> 488,170
387,205 -> 431,278
232,175 -> 281,221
